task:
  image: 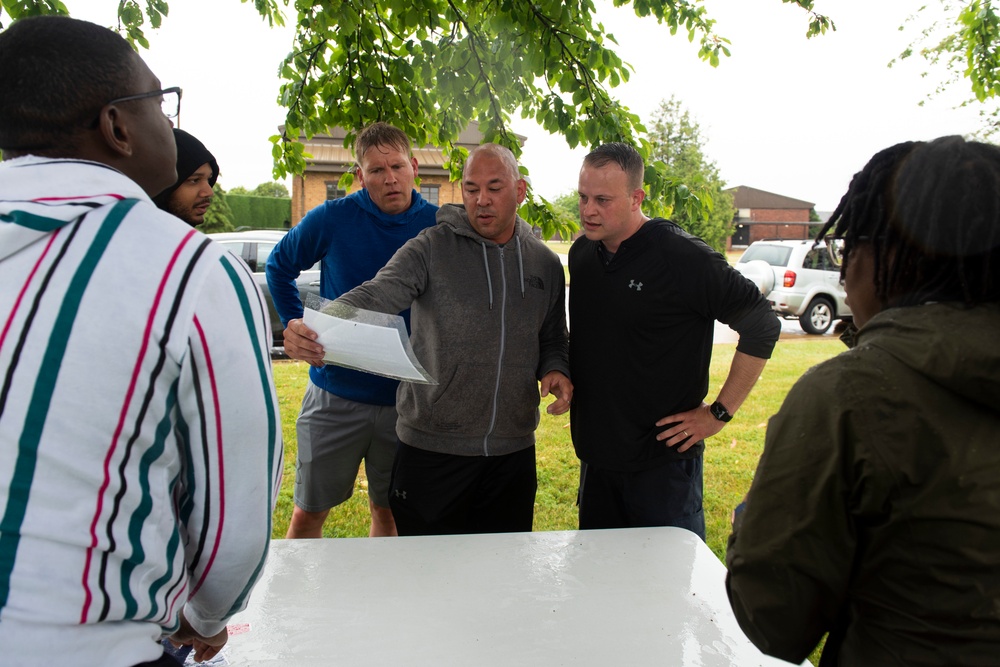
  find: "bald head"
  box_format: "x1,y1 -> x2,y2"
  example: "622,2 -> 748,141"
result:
461,143 -> 527,244
465,143 -> 521,182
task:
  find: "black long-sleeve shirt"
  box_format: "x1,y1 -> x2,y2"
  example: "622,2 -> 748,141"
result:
568,218 -> 779,472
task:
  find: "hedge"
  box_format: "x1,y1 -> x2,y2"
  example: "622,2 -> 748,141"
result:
227,194 -> 291,230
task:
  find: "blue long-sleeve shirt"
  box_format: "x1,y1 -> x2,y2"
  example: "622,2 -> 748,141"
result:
266,189 -> 437,404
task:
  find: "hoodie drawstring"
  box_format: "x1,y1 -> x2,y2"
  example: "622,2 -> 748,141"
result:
481,241 -> 494,310
481,235 -> 526,309
515,235 -> 525,299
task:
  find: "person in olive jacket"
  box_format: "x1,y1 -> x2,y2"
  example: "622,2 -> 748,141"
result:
726,136 -> 1000,666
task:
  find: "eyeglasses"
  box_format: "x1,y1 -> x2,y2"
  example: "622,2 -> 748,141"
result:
96,86 -> 182,127
825,234 -> 880,267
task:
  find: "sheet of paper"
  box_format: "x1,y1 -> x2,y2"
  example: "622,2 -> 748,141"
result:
302,301 -> 436,384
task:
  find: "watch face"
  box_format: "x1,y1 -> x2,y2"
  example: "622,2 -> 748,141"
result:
711,401 -> 732,422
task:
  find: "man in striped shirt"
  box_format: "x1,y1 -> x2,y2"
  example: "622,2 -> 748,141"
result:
0,16 -> 282,667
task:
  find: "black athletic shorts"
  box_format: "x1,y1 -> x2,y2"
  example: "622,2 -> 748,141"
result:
389,441 -> 536,535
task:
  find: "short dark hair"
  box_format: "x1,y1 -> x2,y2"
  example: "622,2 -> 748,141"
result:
818,136 -> 1000,306
583,142 -> 645,191
0,15 -> 139,153
354,122 -> 411,168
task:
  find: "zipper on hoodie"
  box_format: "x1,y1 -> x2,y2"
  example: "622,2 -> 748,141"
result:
483,245 -> 507,455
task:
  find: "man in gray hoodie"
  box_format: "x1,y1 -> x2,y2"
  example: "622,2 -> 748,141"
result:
294,143 -> 572,535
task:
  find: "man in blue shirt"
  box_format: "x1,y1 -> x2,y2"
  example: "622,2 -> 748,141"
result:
266,123 -> 437,537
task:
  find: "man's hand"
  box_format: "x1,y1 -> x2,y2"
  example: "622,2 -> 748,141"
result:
654,402 -> 726,453
282,318 -> 325,367
168,609 -> 229,663
540,371 -> 573,415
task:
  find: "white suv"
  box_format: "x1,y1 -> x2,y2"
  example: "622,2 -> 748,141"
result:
735,239 -> 852,335
209,230 -> 321,349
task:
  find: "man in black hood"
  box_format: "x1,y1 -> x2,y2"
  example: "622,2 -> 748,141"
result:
154,128 -> 219,226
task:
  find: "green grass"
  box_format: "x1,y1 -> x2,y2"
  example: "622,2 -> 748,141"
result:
543,239 -> 572,284
543,239 -> 574,254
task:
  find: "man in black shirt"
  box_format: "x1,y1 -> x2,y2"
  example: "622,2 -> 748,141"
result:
568,142 -> 779,539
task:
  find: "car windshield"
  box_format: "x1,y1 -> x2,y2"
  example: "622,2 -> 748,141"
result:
738,244 -> 792,267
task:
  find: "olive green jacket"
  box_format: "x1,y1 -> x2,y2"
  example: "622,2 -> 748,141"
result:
726,302 -> 1000,666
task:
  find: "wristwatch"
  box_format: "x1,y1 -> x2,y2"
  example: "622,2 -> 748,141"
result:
710,400 -> 733,422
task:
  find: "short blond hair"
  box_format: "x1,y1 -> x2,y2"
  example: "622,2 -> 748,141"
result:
354,122 -> 411,168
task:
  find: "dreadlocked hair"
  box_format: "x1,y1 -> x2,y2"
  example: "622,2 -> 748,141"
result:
816,141 -> 920,307
818,136 -> 1000,307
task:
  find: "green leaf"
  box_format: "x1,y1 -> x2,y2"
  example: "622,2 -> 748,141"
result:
21,0 -> 965,240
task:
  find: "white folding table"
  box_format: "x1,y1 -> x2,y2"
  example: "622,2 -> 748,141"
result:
223,527 -> 803,666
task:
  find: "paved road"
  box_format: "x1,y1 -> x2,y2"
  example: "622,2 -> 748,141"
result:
714,317 -> 840,344
563,286 -> 835,344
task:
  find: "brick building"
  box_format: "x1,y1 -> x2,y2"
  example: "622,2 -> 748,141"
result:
289,123 -> 519,225
724,185 -> 815,248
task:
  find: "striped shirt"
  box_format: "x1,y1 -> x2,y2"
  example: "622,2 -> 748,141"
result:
0,156 -> 283,667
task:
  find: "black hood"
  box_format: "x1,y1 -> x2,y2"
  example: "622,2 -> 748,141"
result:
153,128 -> 219,209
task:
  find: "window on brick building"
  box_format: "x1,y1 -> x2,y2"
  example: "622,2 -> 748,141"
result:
420,184 -> 440,205
326,181 -> 346,200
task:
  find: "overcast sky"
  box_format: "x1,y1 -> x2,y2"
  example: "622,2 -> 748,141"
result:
73,0 -> 981,211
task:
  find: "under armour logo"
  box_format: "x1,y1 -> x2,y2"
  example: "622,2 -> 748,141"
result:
629,280 -> 643,291
393,489 -> 407,500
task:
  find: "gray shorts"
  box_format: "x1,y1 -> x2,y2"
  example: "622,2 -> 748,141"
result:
293,382 -> 398,511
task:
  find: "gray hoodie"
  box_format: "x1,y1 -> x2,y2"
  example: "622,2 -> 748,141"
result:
337,203 -> 569,456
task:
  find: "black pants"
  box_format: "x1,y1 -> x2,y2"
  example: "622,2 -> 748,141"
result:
135,648 -> 188,667
389,441 -> 536,535
578,455 -> 705,540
